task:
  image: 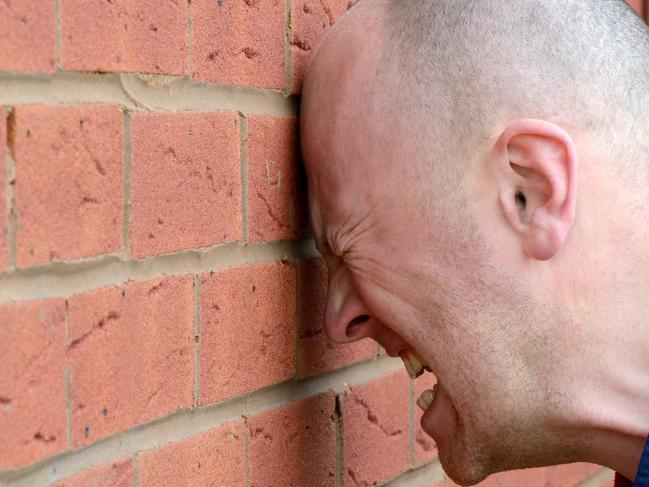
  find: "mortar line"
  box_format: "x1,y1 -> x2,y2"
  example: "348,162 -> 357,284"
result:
64,364 -> 73,450
0,72 -> 298,116
122,110 -> 132,259
54,0 -> 61,70
334,393 -> 345,487
243,423 -> 250,487
192,274 -> 201,408
293,259 -> 303,376
63,299 -> 73,447
284,0 -> 293,94
0,238 -> 318,305
575,468 -> 614,487
2,355 -> 403,487
5,108 -> 17,271
407,377 -> 415,467
381,459 -> 445,487
239,113 -> 250,242
187,0 -> 193,77
132,453 -> 141,487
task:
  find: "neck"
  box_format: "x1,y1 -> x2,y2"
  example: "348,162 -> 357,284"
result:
569,290 -> 649,480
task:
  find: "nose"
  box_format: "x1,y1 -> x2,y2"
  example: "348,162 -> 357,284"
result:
323,267 -> 374,343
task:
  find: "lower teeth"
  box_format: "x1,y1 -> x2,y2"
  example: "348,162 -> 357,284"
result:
416,387 -> 435,411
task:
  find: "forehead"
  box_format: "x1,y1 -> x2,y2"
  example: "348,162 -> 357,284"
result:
300,7 -> 434,235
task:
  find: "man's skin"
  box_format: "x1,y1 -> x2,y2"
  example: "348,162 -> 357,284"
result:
300,1 -> 649,485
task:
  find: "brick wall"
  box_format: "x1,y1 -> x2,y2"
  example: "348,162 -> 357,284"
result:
1,1 -> 645,486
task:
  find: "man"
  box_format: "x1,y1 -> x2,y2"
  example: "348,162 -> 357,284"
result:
299,0 -> 649,485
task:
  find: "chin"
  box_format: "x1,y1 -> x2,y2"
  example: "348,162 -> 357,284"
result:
421,391 -> 494,487
437,431 -> 493,487
440,451 -> 492,486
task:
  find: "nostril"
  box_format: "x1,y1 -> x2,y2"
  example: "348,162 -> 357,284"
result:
347,315 -> 370,337
350,315 -> 370,325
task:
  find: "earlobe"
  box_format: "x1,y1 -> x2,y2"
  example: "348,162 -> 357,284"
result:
495,120 -> 578,261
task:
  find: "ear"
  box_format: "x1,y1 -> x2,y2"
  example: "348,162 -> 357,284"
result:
494,119 -> 578,261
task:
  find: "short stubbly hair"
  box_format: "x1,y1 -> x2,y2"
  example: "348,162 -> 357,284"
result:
379,0 -> 649,178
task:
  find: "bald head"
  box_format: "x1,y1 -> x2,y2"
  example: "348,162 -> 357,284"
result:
384,0 -> 649,173
301,2 -> 649,485
305,0 -> 649,187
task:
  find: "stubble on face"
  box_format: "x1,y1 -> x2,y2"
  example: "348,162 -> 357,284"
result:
300,3 -> 584,484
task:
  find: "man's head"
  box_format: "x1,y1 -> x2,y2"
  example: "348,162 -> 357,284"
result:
300,1 -> 649,484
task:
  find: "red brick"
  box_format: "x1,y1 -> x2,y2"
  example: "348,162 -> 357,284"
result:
0,1 -> 56,73
0,299 -> 66,470
248,392 -> 337,487
0,109 -> 7,271
247,115 -> 299,243
67,275 -> 194,447
130,111 -> 242,258
343,370 -> 409,486
200,261 -> 296,404
544,463 -> 602,487
495,468 -> 545,487
298,258 -> 376,377
140,421 -> 245,486
290,0 -> 359,93
626,0 -> 644,16
414,373 -> 438,466
53,459 -> 134,487
12,105 -> 123,268
192,0 -> 285,89
60,0 -> 188,74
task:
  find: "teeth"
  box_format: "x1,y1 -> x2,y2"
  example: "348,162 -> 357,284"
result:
416,386 -> 436,411
400,349 -> 429,378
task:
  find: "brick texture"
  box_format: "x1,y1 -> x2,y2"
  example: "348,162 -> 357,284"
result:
200,261 -> 296,404
60,0 -> 188,75
298,258 -> 376,377
343,370 -> 410,486
627,0 -> 645,16
0,1 -> 56,73
544,463 -> 603,487
0,0 -> 635,484
53,459 -> 134,487
248,392 -> 337,487
12,104 -> 123,268
495,468 -> 545,487
0,109 -> 7,271
192,0 -> 286,89
290,0 -> 359,93
139,421 -> 245,487
0,299 -> 66,470
247,115 -> 299,243
67,275 -> 194,447
130,111 -> 242,258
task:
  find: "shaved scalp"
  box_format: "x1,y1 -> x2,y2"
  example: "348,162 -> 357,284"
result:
378,0 -> 649,182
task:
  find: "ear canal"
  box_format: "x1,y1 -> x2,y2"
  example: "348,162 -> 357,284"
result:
515,191 -> 527,212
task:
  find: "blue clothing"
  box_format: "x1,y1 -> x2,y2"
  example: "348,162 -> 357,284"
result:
633,435 -> 649,487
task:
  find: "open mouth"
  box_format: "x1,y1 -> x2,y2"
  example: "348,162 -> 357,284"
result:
399,348 -> 438,413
